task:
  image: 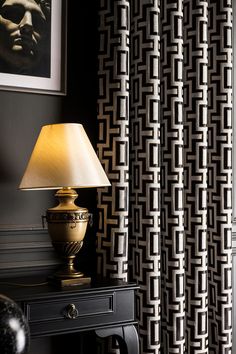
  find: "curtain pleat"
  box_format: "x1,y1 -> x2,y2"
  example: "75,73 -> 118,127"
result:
97,0 -> 130,281
207,1 -> 232,352
160,0 -> 186,352
96,0 -> 233,353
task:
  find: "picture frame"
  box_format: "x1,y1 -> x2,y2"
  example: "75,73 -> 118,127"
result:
0,0 -> 67,95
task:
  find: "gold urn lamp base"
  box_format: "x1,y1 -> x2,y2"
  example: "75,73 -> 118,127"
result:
46,188 -> 91,286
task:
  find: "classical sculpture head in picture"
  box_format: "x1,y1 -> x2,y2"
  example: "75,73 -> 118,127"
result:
0,0 -> 51,77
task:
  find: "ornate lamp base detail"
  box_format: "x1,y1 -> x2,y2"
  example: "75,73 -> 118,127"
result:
49,240 -> 91,286
51,241 -> 84,279
45,188 -> 91,287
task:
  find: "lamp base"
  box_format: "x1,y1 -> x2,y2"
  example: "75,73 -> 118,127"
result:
48,275 -> 91,287
51,241 -> 84,279
48,255 -> 91,287
45,188 -> 90,286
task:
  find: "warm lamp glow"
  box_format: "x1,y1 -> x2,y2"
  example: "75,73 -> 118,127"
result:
19,123 -> 110,190
19,123 -> 110,286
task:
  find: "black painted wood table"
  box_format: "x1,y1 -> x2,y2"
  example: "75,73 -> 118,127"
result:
0,277 -> 140,354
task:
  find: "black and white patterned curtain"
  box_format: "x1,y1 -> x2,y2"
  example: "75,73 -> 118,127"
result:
96,0 -> 233,353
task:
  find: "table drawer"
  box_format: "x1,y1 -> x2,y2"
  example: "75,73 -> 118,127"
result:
27,293 -> 114,322
23,289 -> 135,337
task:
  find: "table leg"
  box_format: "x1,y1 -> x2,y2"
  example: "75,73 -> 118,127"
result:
95,325 -> 139,354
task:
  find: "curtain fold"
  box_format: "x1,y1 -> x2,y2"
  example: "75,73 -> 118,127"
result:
96,0 -> 233,353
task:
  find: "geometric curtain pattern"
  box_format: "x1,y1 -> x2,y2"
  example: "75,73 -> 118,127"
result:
96,1 -> 233,353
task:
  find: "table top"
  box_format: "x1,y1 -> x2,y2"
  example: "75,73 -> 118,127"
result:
0,276 -> 139,301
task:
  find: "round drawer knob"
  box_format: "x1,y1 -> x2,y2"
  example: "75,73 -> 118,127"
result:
64,304 -> 79,319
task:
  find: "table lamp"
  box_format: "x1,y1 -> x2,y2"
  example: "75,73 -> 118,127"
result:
19,123 -> 110,285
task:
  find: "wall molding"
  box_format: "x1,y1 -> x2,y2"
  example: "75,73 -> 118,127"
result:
0,228 -> 61,278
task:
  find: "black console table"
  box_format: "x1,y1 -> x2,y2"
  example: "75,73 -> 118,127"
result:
0,278 -> 139,354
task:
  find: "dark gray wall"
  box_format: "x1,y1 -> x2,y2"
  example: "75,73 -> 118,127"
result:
0,92 -> 60,227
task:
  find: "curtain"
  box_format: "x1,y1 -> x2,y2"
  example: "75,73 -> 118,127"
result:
96,1 -> 233,353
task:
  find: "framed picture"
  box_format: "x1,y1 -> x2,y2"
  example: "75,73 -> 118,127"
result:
0,0 -> 67,95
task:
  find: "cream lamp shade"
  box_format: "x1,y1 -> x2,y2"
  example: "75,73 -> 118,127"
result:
19,123 -> 110,190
